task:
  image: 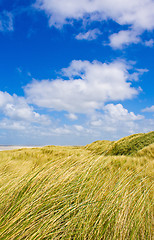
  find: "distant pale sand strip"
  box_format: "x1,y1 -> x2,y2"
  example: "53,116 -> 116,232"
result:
0,146 -> 42,151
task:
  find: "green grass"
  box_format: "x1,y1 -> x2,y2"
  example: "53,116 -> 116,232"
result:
86,131 -> 154,156
105,131 -> 154,156
0,132 -> 153,239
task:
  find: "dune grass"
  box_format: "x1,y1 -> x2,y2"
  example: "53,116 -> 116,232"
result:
105,131 -> 154,156
0,132 -> 153,239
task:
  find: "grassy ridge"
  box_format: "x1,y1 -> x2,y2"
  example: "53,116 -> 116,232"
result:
85,140 -> 113,155
86,131 -> 154,156
106,131 -> 154,156
0,132 -> 153,239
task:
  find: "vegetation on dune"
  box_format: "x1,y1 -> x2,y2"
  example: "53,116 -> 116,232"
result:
105,131 -> 154,156
136,143 -> 154,158
85,140 -> 113,155
0,132 -> 153,239
86,131 -> 154,156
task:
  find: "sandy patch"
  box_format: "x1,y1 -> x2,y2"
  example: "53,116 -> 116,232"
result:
0,146 -> 42,151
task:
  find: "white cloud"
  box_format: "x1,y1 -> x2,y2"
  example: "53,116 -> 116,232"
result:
103,103 -> 143,121
0,94 -> 153,145
66,113 -> 78,120
109,30 -> 141,49
34,0 -> 154,29
25,59 -> 143,114
0,119 -> 27,130
74,125 -> 84,131
90,119 -> 103,127
4,103 -> 38,122
50,126 -> 72,135
142,105 -> 154,112
90,103 -> 145,138
0,91 -> 50,124
34,0 -> 154,47
75,29 -> 101,41
0,91 -> 13,107
0,11 -> 13,32
90,104 -> 144,130
144,39 -> 154,47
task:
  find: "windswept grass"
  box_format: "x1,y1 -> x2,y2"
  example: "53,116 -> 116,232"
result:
85,140 -> 113,155
105,131 -> 154,156
0,132 -> 153,239
85,131 -> 154,156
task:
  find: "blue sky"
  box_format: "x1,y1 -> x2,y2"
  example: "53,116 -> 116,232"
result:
0,0 -> 154,145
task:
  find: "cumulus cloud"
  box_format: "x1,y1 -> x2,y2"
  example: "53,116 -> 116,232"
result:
142,105 -> 154,112
0,11 -> 13,32
0,119 -> 27,130
90,103 -> 144,129
144,39 -> 154,47
66,113 -> 78,120
74,125 -> 84,132
0,91 -> 50,124
0,91 -> 12,107
103,104 -> 143,121
75,29 -> 101,41
0,92 -> 153,144
34,0 -> 154,29
34,0 -> 154,47
109,30 -> 141,49
90,103 -> 144,138
24,59 -> 143,114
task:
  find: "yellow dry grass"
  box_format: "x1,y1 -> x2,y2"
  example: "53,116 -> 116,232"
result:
0,133 -> 153,239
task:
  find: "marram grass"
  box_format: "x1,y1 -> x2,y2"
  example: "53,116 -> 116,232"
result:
0,132 -> 154,239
